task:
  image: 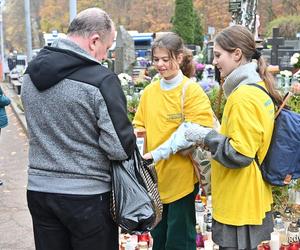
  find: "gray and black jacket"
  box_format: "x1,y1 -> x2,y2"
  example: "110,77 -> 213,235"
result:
21,38 -> 136,195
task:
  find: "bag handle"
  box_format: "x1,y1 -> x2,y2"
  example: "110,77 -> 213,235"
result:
180,79 -> 193,121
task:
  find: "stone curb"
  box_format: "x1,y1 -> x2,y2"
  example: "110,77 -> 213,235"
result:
1,81 -> 28,135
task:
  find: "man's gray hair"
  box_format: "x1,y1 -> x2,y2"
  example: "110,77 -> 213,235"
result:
67,8 -> 114,41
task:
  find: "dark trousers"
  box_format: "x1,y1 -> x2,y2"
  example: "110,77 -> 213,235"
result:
27,190 -> 118,250
151,185 -> 198,250
219,248 -> 257,250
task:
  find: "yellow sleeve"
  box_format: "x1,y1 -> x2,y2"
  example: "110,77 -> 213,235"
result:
132,90 -> 145,129
184,83 -> 214,128
227,101 -> 263,158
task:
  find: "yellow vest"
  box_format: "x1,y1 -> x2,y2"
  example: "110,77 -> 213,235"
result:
133,77 -> 213,203
212,82 -> 274,225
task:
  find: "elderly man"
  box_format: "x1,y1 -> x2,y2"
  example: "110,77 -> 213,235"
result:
21,8 -> 135,250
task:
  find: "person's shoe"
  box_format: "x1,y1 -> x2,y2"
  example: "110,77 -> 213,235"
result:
0,180 -> 3,185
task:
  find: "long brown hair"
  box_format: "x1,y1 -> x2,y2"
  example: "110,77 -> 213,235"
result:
151,32 -> 195,78
152,32 -> 184,61
215,25 -> 282,103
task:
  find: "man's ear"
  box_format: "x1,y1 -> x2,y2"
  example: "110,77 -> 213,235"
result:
233,48 -> 242,62
89,33 -> 100,51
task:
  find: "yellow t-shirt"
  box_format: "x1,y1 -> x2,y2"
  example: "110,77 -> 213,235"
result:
133,77 -> 213,203
212,82 -> 274,225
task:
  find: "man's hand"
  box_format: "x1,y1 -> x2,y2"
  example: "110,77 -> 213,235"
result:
143,152 -> 153,160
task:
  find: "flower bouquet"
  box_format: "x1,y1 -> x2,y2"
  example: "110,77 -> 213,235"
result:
290,53 -> 300,75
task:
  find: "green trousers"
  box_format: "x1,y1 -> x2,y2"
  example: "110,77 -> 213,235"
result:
151,185 -> 198,250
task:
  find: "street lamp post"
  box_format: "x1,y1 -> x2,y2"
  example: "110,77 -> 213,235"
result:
0,0 -> 5,80
24,0 -> 32,61
69,0 -> 77,24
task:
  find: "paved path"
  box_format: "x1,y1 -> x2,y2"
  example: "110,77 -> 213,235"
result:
0,105 -> 34,248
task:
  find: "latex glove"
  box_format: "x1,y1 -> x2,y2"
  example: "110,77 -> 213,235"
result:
185,124 -> 212,146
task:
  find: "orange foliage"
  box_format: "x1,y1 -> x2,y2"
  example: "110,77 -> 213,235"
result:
2,0 -> 300,53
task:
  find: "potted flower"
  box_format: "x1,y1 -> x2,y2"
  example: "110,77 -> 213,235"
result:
280,70 -> 293,78
194,62 -> 205,81
290,53 -> 300,74
118,73 -> 133,95
279,70 -> 293,92
118,73 -> 132,87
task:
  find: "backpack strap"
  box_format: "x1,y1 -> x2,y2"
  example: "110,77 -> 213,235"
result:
247,83 -> 293,166
247,83 -> 276,103
247,83 -> 293,118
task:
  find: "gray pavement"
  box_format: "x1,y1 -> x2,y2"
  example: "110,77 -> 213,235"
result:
0,82 -> 34,250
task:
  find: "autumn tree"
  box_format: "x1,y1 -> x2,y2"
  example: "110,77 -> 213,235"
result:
39,0 -> 69,34
31,1 -> 46,49
3,0 -> 26,53
266,16 -> 300,39
2,0 -> 299,54
172,0 -> 194,44
257,0 -> 300,36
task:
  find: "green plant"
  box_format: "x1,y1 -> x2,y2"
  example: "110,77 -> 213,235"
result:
207,87 -> 226,121
127,96 -> 140,122
135,79 -> 150,89
272,185 -> 289,212
288,95 -> 300,113
147,66 -> 158,79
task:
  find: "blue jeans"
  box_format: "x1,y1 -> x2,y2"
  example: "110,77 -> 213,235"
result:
27,190 -> 118,250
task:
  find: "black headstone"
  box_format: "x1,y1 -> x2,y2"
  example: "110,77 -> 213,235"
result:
267,28 -> 284,65
278,49 -> 300,70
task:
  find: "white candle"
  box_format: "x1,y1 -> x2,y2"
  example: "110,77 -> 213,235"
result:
270,231 -> 280,250
204,239 -> 214,250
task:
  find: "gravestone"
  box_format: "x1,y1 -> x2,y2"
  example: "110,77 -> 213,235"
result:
278,42 -> 300,70
285,40 -> 300,50
267,28 -> 284,65
114,26 -> 135,75
261,49 -> 271,65
263,29 -> 300,70
278,49 -> 295,69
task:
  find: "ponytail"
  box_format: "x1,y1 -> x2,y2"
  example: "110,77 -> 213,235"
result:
257,57 -> 282,104
180,48 -> 195,78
